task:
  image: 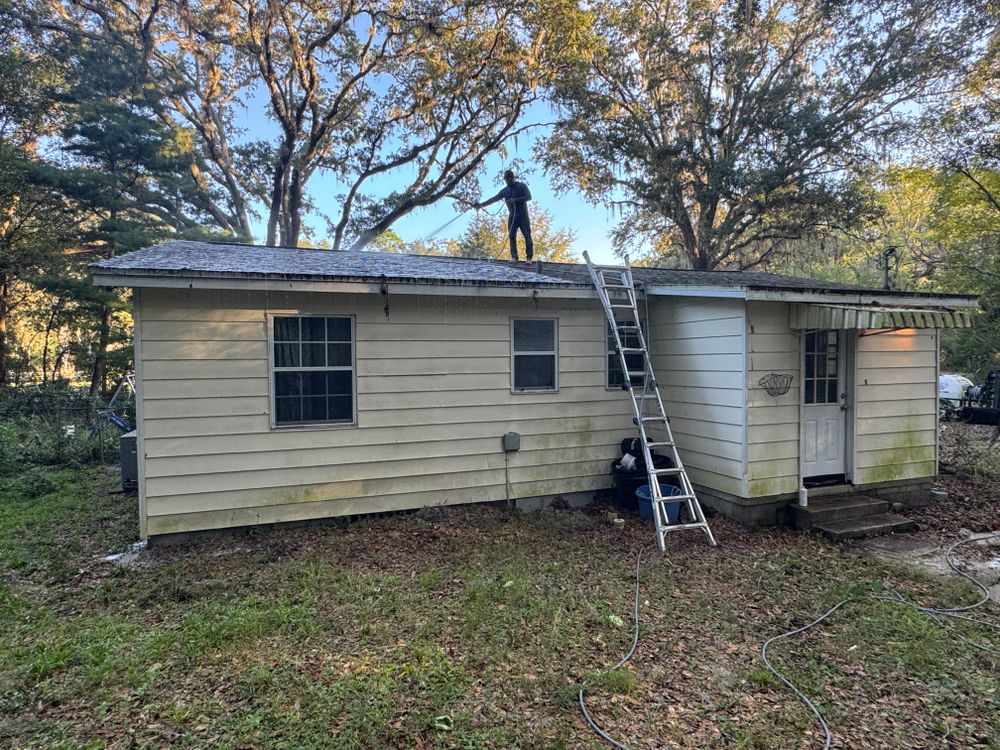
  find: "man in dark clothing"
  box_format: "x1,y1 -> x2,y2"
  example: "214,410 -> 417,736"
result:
475,170 -> 533,261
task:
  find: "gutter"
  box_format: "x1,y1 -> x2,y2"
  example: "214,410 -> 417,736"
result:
91,271 -> 597,300
92,269 -> 980,310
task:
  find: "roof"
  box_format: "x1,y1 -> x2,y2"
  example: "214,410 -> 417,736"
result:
91,240 -> 978,305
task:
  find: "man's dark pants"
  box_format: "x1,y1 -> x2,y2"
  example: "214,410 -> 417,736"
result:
507,211 -> 533,261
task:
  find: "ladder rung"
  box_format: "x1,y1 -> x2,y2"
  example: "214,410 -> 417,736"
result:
609,304 -> 635,309
619,347 -> 644,353
658,522 -> 710,532
650,467 -> 682,475
616,324 -> 640,330
637,416 -> 661,422
626,371 -> 647,377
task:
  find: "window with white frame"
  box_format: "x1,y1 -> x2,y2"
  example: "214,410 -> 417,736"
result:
271,316 -> 355,426
606,321 -> 646,388
511,318 -> 558,391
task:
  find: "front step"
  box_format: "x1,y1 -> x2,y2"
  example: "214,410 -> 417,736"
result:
791,496 -> 889,530
814,513 -> 918,542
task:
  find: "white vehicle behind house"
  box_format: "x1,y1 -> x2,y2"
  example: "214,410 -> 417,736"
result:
939,373 -> 974,417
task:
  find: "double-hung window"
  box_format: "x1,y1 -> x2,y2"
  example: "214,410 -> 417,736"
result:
271,315 -> 355,426
511,318 -> 558,392
607,321 -> 646,388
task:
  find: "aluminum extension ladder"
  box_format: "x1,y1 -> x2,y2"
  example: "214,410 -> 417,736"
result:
584,252 -> 718,550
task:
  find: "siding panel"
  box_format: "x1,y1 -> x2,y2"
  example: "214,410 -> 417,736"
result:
855,329 -> 938,484
137,288 -> 637,534
745,301 -> 800,496
648,298 -> 746,495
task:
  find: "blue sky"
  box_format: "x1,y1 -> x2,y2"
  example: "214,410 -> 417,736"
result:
239,93 -> 623,264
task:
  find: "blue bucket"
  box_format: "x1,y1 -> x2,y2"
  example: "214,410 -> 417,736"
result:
636,485 -> 683,523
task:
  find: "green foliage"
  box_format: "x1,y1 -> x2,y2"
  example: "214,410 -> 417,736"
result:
431,208 -> 580,262
541,0 -> 984,270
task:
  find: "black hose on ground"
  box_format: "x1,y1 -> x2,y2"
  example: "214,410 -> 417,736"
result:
579,533 -> 1000,750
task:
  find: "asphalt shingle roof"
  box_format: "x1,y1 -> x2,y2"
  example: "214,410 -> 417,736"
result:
91,240 -> 974,300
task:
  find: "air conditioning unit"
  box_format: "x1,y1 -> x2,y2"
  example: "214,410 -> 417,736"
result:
120,430 -> 138,492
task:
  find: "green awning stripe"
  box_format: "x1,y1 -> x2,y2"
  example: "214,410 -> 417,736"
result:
789,304 -> 974,330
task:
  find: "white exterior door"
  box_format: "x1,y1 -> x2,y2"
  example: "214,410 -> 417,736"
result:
802,330 -> 846,479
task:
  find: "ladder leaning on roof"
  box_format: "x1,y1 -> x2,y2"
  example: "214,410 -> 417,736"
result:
584,252 -> 718,551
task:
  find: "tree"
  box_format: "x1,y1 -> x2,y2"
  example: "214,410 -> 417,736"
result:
433,208 -> 578,262
0,8 -> 74,387
39,0 -> 593,249
23,29 -> 229,397
540,0 -> 984,270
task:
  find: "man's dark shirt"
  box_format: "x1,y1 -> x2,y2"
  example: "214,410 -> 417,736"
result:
495,181 -> 531,217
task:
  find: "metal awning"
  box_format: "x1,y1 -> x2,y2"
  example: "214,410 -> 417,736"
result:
789,303 -> 974,330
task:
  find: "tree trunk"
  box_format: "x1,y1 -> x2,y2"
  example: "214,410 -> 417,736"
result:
0,274 -> 8,388
287,166 -> 303,248
267,141 -> 295,246
89,303 -> 112,401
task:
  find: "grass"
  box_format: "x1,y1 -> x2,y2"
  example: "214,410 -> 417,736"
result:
0,468 -> 998,748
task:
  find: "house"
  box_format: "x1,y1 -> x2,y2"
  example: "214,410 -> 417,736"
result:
91,240 -> 977,540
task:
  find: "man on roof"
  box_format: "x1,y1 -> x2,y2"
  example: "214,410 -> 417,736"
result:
475,169 -> 533,263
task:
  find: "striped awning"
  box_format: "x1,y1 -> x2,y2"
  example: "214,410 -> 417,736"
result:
789,303 -> 974,330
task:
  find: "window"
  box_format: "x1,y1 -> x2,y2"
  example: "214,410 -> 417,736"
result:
511,318 -> 558,391
804,329 -> 839,405
607,321 -> 646,389
271,316 -> 355,426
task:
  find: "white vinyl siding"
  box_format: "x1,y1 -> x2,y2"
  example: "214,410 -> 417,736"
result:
647,298 -> 746,497
135,289 -> 634,536
746,301 -> 801,497
854,328 -> 938,484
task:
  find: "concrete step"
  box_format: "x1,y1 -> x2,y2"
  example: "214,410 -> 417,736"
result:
791,495 -> 890,530
815,513 -> 918,542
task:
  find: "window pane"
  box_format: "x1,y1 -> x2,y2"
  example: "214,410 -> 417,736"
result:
276,396 -> 301,423
274,317 -> 299,342
827,380 -> 838,404
514,354 -> 556,390
816,352 -> 827,378
327,343 -> 351,366
275,372 -> 302,397
292,371 -> 322,396
328,370 -> 352,396
301,317 -> 326,341
805,353 -> 814,379
274,343 -> 300,368
608,354 -> 624,387
328,395 -> 352,421
302,396 -> 327,422
805,331 -> 816,354
805,380 -> 815,404
513,319 -> 554,351
328,318 -> 351,341
302,343 -> 326,367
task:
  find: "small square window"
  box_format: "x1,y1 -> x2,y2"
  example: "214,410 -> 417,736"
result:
511,318 -> 557,391
271,316 -> 355,426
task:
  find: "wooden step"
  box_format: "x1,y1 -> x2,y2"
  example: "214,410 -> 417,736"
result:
814,513 -> 918,542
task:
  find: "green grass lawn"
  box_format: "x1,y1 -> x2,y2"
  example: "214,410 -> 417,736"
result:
0,468 -> 998,749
